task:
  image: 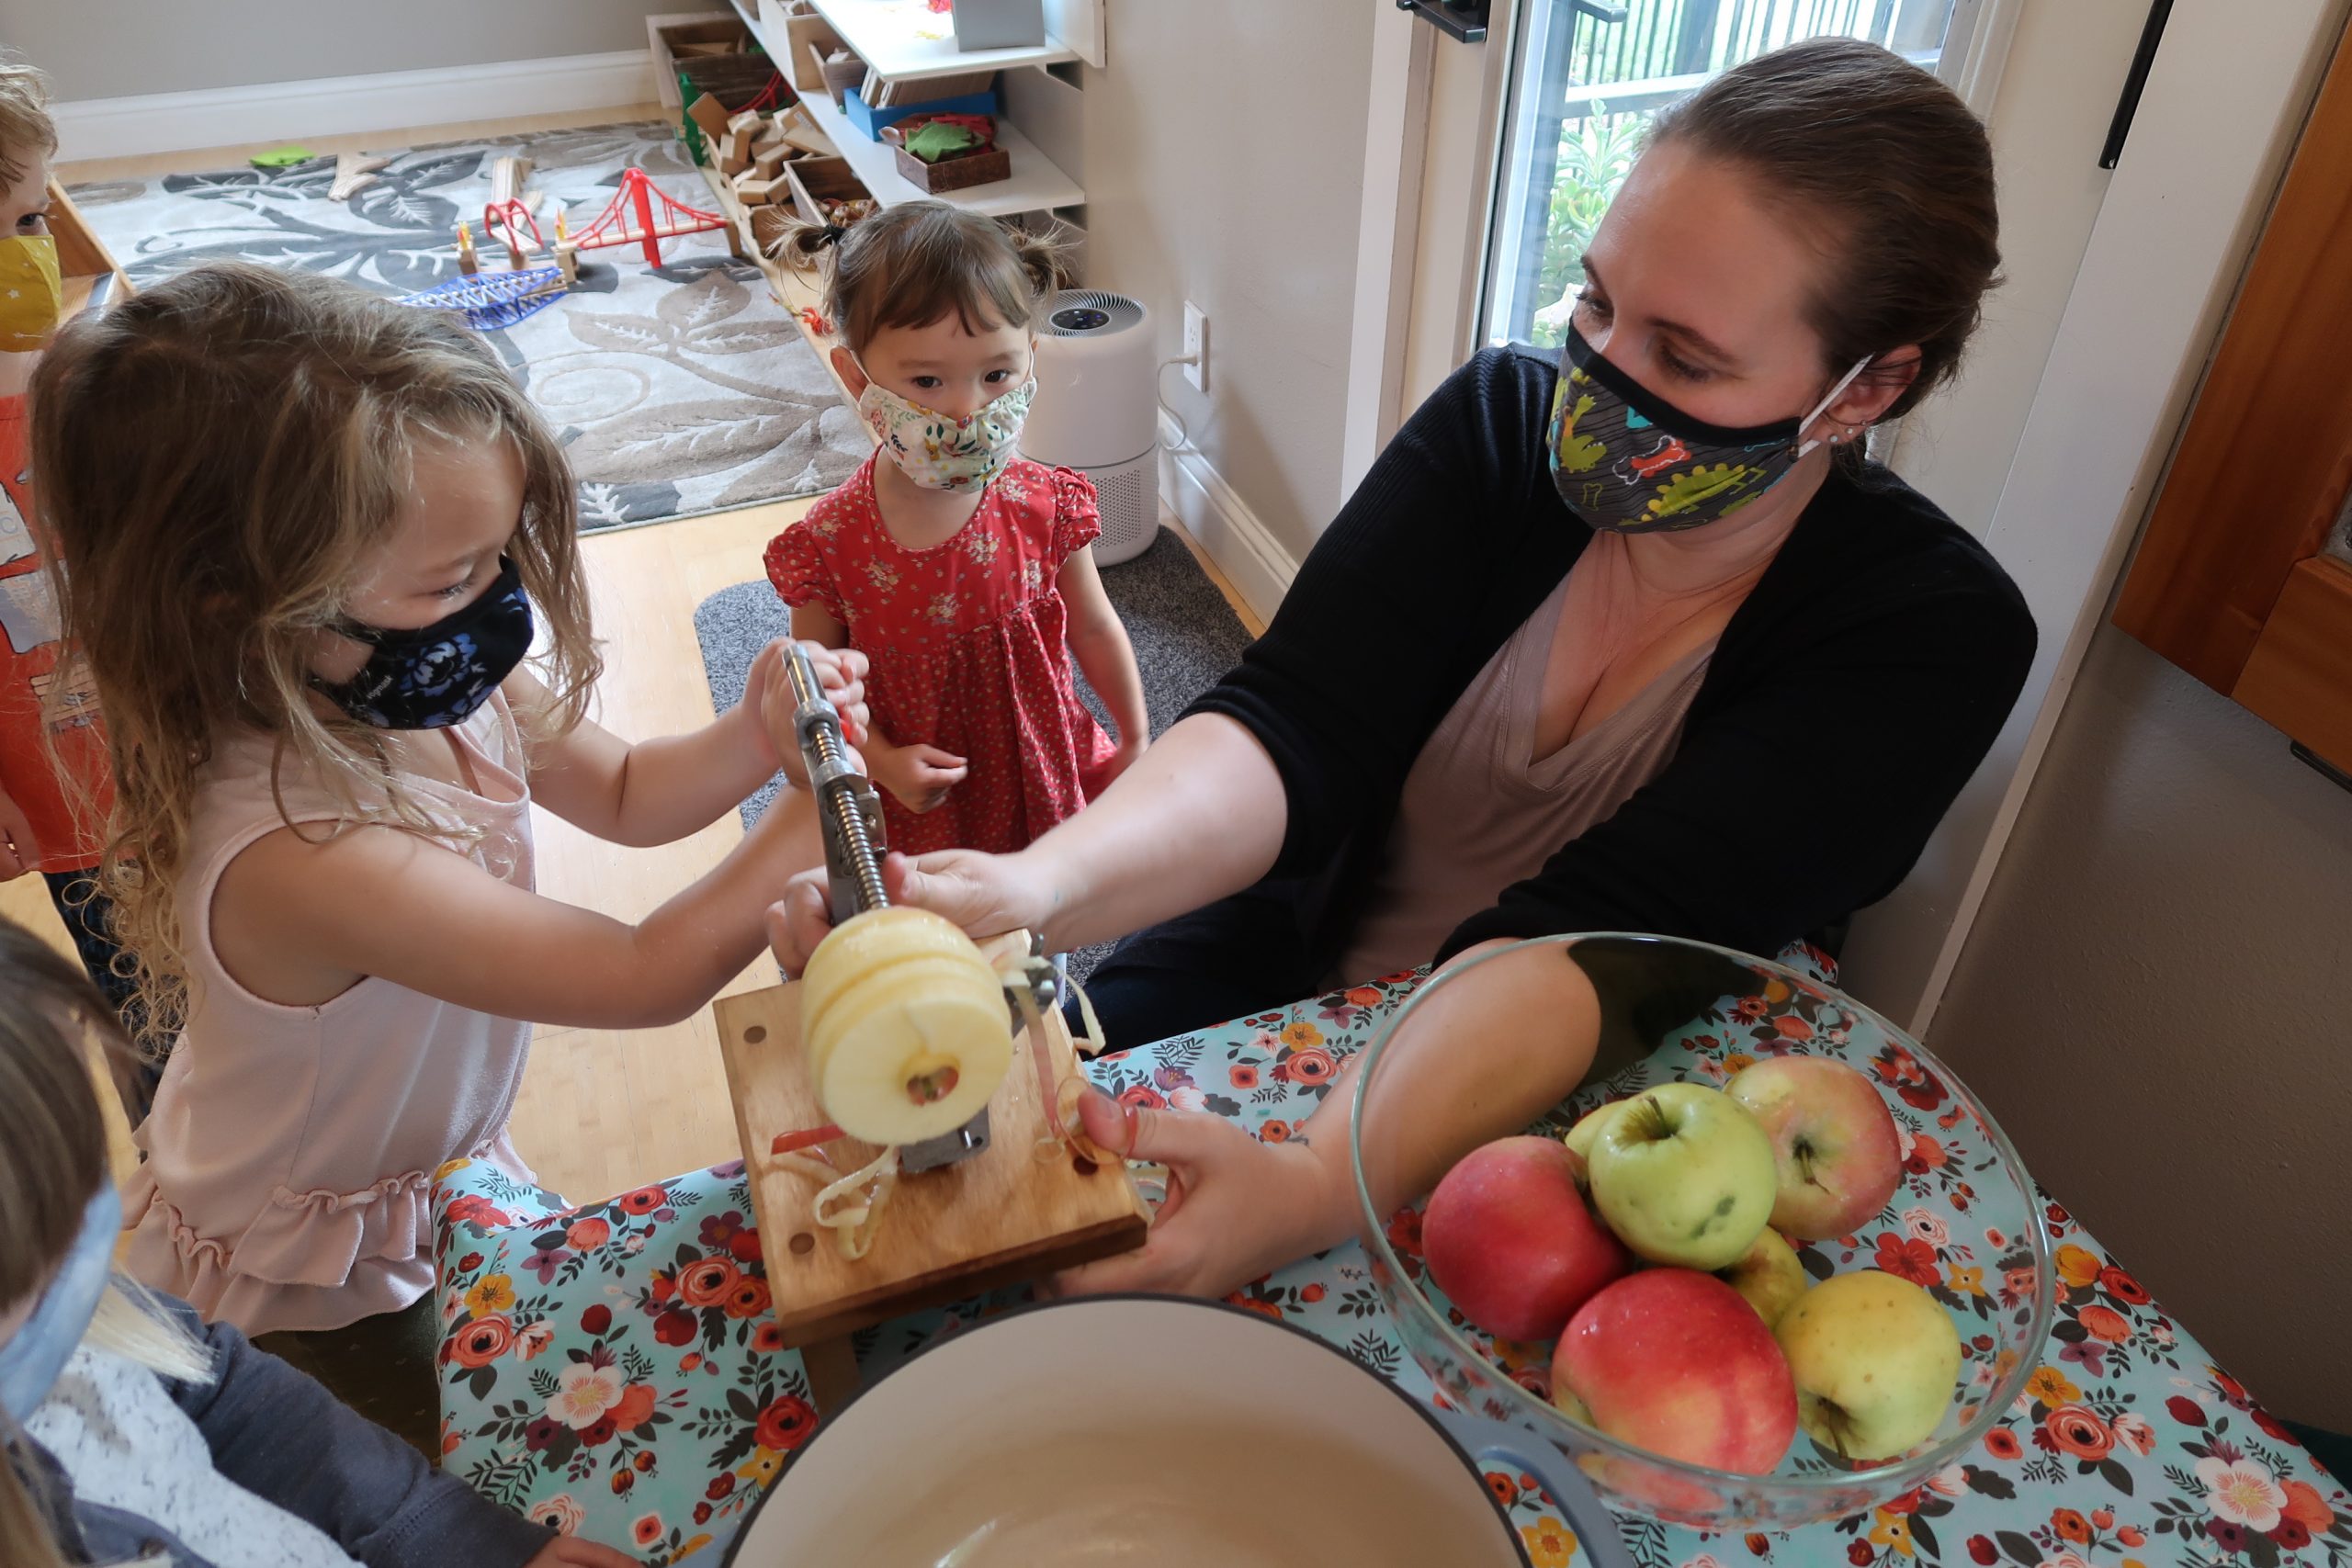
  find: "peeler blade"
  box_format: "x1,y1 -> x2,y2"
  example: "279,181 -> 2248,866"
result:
899,1109 -> 989,1173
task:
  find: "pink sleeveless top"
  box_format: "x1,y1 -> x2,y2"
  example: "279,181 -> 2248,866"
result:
122,694 -> 538,1336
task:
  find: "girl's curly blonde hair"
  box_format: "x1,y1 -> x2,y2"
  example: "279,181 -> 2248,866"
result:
35,262 -> 602,1038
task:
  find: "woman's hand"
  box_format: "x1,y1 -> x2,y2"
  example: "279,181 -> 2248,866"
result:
1046,1089 -> 1351,1301
750,638 -> 869,787
525,1535 -> 639,1568
764,848 -> 1057,976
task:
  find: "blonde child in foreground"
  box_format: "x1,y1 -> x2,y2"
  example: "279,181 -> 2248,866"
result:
766,201 -> 1148,856
36,262 -> 867,1450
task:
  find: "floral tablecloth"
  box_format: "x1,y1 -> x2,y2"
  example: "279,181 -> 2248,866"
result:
854,964 -> 2350,1568
437,959 -> 2348,1568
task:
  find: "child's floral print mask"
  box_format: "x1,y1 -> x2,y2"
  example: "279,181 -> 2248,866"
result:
854,367 -> 1035,494
1547,324 -> 1868,533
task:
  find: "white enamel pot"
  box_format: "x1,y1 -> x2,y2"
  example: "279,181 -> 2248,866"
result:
726,1294 -> 1633,1567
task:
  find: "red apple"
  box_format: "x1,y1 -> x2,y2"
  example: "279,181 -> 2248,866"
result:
1725,1056 -> 1904,1241
1422,1136 -> 1633,1344
1550,1269 -> 1798,1474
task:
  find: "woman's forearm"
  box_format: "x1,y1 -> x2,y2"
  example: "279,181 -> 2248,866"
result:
1289,940 -> 1605,1250
1019,712 -> 1287,953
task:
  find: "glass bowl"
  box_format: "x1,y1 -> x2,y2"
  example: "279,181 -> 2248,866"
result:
1347,933 -> 2055,1533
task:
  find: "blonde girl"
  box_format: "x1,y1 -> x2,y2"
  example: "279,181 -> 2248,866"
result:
36,263 -> 864,1448
0,914 -> 634,1568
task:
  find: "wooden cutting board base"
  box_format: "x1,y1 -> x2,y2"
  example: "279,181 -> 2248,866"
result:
715,932 -> 1149,1351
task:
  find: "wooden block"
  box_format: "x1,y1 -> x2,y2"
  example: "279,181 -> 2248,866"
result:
776,115 -> 836,158
685,92 -> 733,145
715,932 -> 1149,1349
490,153 -> 533,206
753,145 -> 791,180
731,175 -> 785,206
329,152 -> 390,202
727,107 -> 765,135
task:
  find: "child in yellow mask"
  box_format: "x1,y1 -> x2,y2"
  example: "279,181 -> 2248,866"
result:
0,54 -> 141,1111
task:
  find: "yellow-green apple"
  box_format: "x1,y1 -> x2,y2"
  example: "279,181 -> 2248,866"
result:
1550,1268 -> 1797,1474
1558,1102 -> 1625,1195
1725,1056 -> 1904,1241
1563,1101 -> 1623,1165
1587,1083 -> 1775,1269
1715,1227 -> 1809,1326
1421,1136 -> 1633,1344
1774,1269 -> 1962,1461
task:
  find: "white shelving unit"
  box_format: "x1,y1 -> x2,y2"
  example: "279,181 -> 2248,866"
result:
806,0 -> 1080,82
729,0 -> 1089,218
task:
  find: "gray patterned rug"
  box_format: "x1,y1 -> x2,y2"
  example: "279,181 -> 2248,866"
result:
66,120 -> 866,532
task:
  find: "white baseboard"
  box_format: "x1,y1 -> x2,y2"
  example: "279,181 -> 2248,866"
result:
1156,413 -> 1298,628
53,51 -> 656,165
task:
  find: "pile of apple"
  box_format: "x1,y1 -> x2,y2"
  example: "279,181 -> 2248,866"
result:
1420,1057 -> 1962,1475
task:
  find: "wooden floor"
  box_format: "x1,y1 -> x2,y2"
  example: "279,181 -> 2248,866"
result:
24,107 -> 1261,1204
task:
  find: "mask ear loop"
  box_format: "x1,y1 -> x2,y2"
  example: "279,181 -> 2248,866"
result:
1793,356 -> 1874,459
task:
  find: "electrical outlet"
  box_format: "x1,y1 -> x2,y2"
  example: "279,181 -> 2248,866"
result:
1182,301 -> 1208,391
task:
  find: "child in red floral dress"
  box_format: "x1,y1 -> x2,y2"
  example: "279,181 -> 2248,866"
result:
766,202 -> 1147,855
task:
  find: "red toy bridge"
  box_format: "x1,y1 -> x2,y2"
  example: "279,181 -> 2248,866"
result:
567,168 -> 729,265
483,168 -> 729,272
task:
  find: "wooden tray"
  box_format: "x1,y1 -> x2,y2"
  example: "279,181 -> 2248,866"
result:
716,931 -> 1148,1349
891,141 -> 1011,192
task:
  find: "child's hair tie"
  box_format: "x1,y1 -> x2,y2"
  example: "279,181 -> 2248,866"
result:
819,223 -> 848,248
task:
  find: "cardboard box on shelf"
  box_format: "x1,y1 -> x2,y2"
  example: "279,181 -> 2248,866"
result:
785,155 -> 876,228
648,15 -> 755,111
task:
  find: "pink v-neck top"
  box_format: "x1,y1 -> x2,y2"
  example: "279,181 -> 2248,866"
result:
122,694 -> 538,1336
1340,571 -> 1714,987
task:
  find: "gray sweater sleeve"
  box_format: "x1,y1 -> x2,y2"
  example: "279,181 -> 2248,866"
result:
161,1300 -> 552,1568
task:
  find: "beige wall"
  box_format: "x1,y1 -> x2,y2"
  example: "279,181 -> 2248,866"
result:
0,0 -> 691,100
1011,0 -> 1374,562
1931,624 -> 2352,1428
1883,0 -> 2141,536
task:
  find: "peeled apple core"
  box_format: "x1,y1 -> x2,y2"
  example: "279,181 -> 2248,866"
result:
799,908 -> 1013,1146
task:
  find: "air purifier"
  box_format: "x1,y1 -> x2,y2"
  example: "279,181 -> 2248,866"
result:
1023,289 -> 1160,566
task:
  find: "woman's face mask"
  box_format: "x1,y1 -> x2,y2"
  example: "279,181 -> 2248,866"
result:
314,557 -> 536,730
1547,324 -> 1869,533
0,1182 -> 119,1420
854,367 -> 1035,494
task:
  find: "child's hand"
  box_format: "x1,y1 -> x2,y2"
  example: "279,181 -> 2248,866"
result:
747,638 -> 870,785
869,739 -> 967,815
1101,732 -> 1149,789
525,1536 -> 639,1568
0,781 -> 37,881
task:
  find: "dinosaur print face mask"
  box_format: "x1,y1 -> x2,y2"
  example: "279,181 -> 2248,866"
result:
1546,325 -> 1868,533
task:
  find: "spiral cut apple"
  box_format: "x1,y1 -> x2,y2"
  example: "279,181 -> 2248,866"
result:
799,907 -> 1015,1146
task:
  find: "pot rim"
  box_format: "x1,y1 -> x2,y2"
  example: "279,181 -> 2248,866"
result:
720,1291 -> 1536,1565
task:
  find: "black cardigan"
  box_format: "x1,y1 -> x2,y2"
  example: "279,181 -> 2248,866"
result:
1189,344 -> 2037,977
